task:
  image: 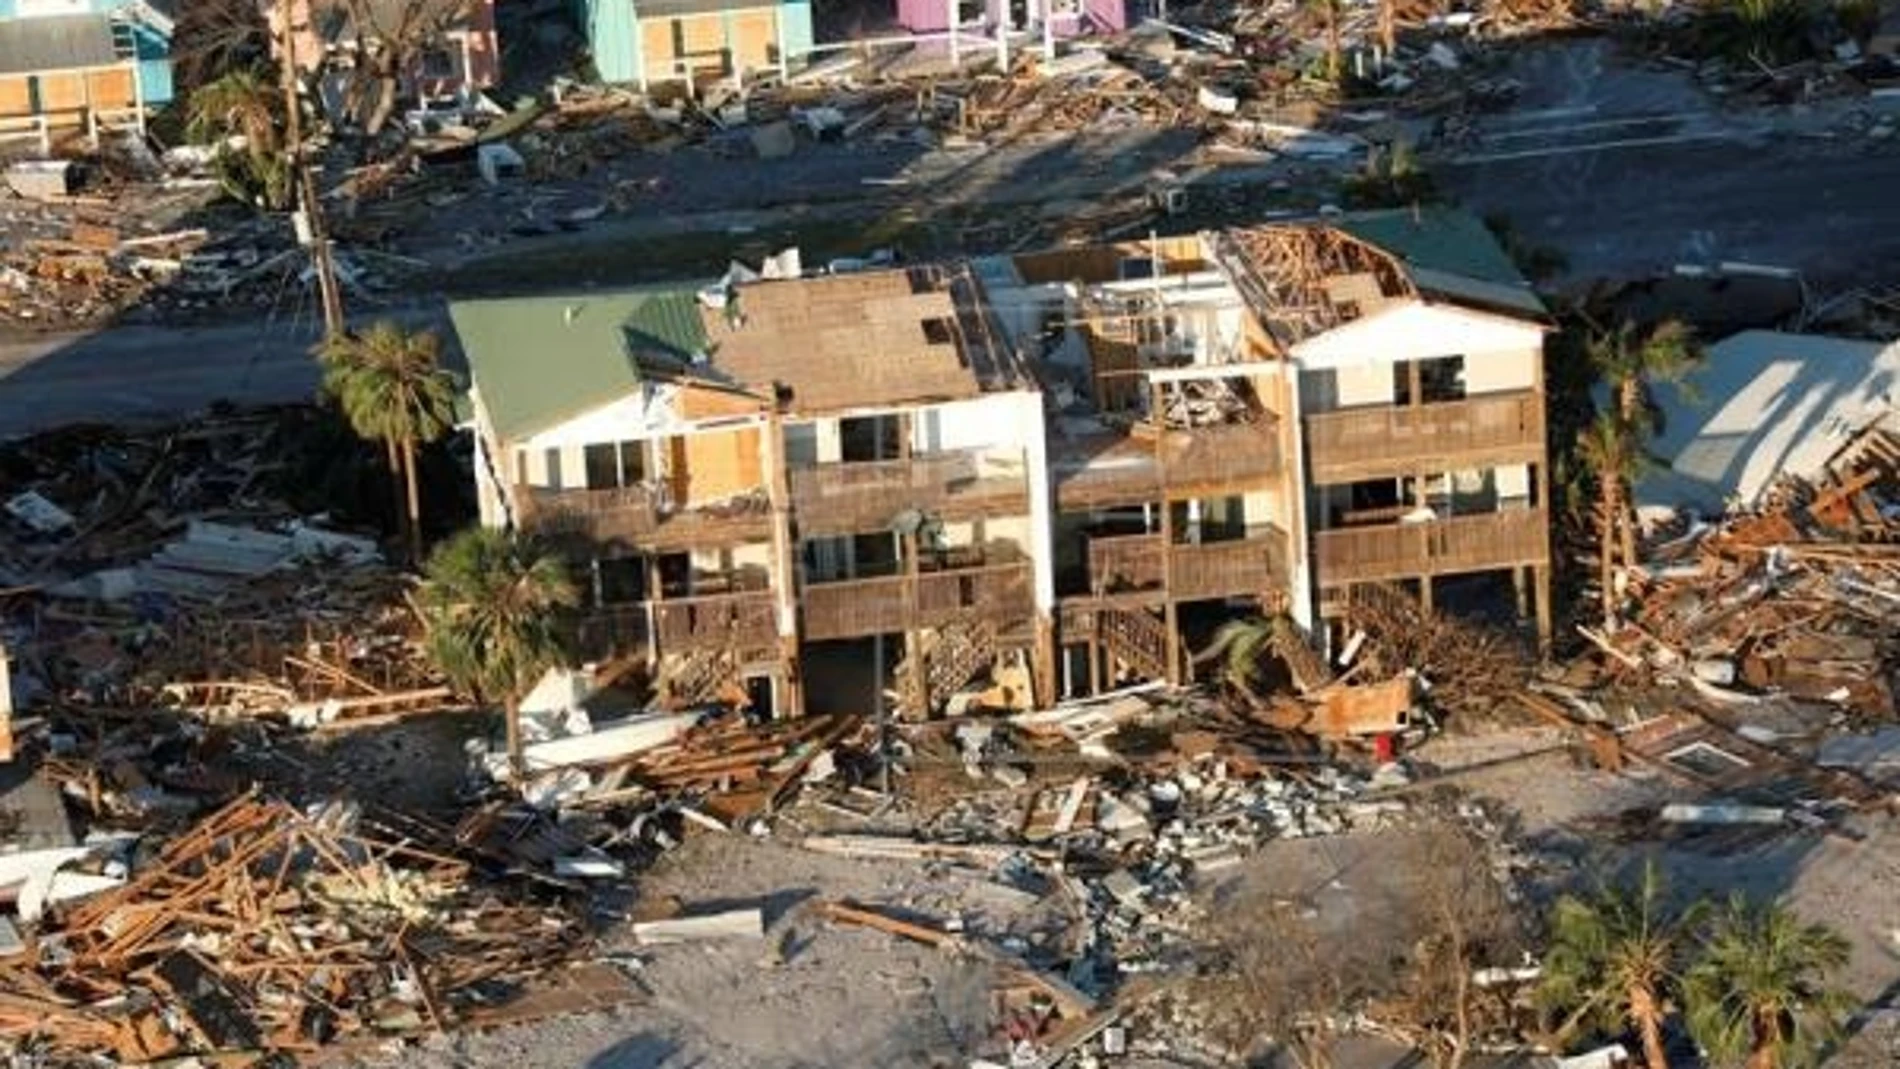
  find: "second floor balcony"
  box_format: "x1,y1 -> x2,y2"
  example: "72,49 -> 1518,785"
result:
515,483 -> 774,552
1054,418 -> 1283,512
1312,507 -> 1548,585
1304,391 -> 1544,485
789,447 -> 1030,537
1083,524 -> 1291,603
572,587 -> 780,663
800,559 -> 1035,642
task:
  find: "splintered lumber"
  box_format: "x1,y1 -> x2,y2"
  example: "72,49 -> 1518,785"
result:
802,834 -> 1059,866
2,792 -> 592,1060
815,899 -> 1097,1019
631,908 -> 765,945
817,900 -> 962,948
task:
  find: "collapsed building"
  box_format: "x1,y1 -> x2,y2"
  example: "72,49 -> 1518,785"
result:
452,207 -> 1554,716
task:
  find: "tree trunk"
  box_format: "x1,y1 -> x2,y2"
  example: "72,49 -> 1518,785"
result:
1326,15 -> 1342,81
1447,938 -> 1472,1069
1746,1009 -> 1780,1069
402,436 -> 423,566
1377,0 -> 1396,55
1630,985 -> 1670,1069
1599,482 -> 1619,624
1618,374 -> 1644,427
384,437 -> 408,548
504,692 -> 525,783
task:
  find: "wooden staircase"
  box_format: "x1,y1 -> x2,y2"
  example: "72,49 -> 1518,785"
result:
1099,606 -> 1171,682
895,616 -> 1000,715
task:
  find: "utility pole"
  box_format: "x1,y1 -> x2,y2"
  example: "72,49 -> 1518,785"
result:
279,0 -> 345,338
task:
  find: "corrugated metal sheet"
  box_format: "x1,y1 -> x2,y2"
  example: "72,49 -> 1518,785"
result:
0,14 -> 121,76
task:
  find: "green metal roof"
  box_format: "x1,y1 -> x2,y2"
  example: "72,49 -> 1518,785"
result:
1332,207 -> 1545,318
450,287 -> 710,442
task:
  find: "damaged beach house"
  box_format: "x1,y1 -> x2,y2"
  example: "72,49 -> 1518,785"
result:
268,0 -> 499,122
452,207 -> 1554,720
0,0 -> 172,152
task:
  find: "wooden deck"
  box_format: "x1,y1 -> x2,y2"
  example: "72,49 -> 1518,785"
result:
801,562 -> 1034,642
572,590 -> 779,661
1313,508 -> 1547,585
789,449 -> 1029,536
1053,419 -> 1282,512
1304,391 -> 1544,485
516,485 -> 774,552
1086,525 -> 1290,602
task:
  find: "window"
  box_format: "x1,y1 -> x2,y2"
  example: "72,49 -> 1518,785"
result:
1420,356 -> 1466,403
544,448 -> 564,490
596,557 -> 647,604
584,443 -> 619,490
921,318 -> 956,346
1392,355 -> 1467,405
1117,257 -> 1156,281
583,441 -> 648,489
619,440 -> 648,483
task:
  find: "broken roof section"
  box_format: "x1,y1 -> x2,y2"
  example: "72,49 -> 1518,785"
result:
451,287 -> 711,442
1212,207 -> 1544,354
706,264 -> 1024,414
456,263 -> 1029,439
1641,330 -> 1900,512
0,15 -> 122,76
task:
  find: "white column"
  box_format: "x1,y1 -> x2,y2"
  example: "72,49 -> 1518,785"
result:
1042,0 -> 1055,63
775,4 -> 790,80
948,0 -> 961,68
1021,390 -> 1057,616
1283,363 -> 1316,635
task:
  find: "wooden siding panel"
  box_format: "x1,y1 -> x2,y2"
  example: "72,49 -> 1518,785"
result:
0,75 -> 31,117
680,427 -> 763,504
38,73 -> 85,112
731,9 -> 776,68
88,68 -> 135,109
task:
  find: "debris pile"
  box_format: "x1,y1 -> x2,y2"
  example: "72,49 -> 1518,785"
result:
1,409 -> 432,723
0,793 -> 600,1062
1601,424 -> 1900,720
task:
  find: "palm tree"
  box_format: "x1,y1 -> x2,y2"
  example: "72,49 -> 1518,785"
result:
1684,895 -> 1852,1069
1195,616 -> 1276,704
1307,0 -> 1344,82
1539,862 -> 1700,1069
186,68 -> 290,209
315,321 -> 457,564
1589,320 -> 1702,567
1574,413 -> 1644,625
420,527 -> 578,780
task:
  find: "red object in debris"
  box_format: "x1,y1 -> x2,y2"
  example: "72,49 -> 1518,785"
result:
1373,733 -> 1396,763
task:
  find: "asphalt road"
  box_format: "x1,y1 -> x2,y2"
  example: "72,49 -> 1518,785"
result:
0,308 -> 453,439
1438,133 -> 1900,290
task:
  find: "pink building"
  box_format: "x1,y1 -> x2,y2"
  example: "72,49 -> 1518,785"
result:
266,0 -> 499,102
894,0 -> 1127,38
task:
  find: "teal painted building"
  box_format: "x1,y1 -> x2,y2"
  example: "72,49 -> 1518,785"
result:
581,0 -> 812,89
0,0 -> 172,105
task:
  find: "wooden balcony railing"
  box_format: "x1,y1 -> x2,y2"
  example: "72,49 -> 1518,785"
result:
1087,525 -> 1290,601
1054,417 -> 1282,511
514,484 -> 773,550
652,590 -> 779,655
1304,391 -> 1545,484
572,605 -> 651,662
1171,532 -> 1289,601
1158,420 -> 1283,494
789,449 -> 1029,536
800,562 -> 1035,642
1313,508 -> 1548,585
